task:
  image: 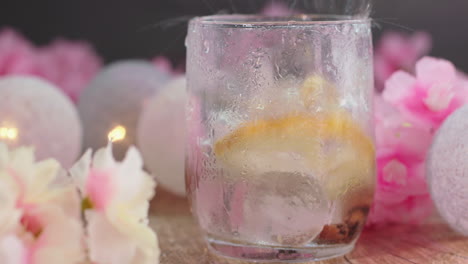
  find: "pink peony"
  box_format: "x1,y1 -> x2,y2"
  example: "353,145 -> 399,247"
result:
368,96 -> 434,226
374,31 -> 432,91
0,28 -> 102,103
383,57 -> 468,130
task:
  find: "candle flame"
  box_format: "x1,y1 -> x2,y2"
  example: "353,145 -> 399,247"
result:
0,127 -> 18,140
108,125 -> 126,142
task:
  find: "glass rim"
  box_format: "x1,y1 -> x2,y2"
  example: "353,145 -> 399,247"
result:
190,14 -> 371,28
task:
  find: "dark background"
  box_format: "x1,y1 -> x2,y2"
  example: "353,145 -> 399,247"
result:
1,0 -> 467,70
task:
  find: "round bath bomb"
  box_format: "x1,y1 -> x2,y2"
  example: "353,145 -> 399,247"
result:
78,60 -> 170,160
0,76 -> 82,168
427,105 -> 468,235
137,76 -> 186,196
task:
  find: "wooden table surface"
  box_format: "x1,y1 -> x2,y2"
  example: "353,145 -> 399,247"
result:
150,189 -> 468,264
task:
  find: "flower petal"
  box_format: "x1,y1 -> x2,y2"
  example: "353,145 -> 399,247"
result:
92,144 -> 116,171
115,146 -> 146,202
107,205 -> 159,264
86,211 -> 138,264
0,182 -> 21,235
383,71 -> 417,104
0,143 -> 9,169
0,235 -> 26,264
27,159 -> 61,201
69,149 -> 92,194
409,32 -> 432,58
30,205 -> 85,264
416,57 -> 456,85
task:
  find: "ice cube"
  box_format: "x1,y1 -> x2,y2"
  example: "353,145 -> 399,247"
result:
239,171 -> 329,246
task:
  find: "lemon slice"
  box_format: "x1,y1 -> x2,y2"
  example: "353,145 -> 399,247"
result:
300,75 -> 338,109
214,111 -> 375,199
214,74 -> 375,199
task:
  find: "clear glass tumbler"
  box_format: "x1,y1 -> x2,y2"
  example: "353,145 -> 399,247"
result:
186,15 -> 375,262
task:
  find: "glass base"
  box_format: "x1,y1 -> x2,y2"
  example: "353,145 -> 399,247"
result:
206,237 -> 355,263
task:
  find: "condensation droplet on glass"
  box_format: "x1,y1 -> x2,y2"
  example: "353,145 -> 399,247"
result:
254,58 -> 262,69
203,40 -> 210,54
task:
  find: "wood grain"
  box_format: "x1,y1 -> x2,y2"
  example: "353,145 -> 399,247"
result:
150,188 -> 468,264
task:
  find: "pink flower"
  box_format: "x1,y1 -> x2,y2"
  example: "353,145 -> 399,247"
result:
374,95 -> 433,158
369,56 -> 468,226
383,57 -> 468,129
0,28 -> 37,75
36,40 -> 102,103
0,143 -> 84,264
369,153 -> 433,226
368,97 -> 434,226
374,31 -> 432,91
70,145 -> 159,264
0,28 -> 102,103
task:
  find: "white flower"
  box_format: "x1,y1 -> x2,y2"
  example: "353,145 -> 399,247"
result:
0,235 -> 26,264
71,145 -> 159,264
0,143 -> 85,264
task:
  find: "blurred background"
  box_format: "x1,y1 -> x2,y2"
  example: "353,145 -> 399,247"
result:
1,0 -> 467,70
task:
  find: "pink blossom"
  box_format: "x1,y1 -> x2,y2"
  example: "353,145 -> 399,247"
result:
70,145 -> 159,264
368,151 -> 433,225
369,57 -> 468,226
368,96 -> 434,226
374,31 -> 432,91
0,28 -> 102,103
0,28 -> 37,75
36,40 -> 102,103
0,144 -> 84,264
383,57 -> 468,130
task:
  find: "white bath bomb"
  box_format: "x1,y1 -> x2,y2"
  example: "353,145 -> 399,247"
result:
0,76 -> 82,168
137,76 -> 186,196
78,60 -> 170,160
427,105 -> 468,235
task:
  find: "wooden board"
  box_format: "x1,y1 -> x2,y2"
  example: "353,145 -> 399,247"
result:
150,189 -> 468,264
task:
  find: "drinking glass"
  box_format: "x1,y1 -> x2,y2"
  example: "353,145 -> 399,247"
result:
186,14 -> 375,262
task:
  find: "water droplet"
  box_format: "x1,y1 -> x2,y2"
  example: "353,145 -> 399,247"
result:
203,40 -> 210,54
253,58 -> 262,69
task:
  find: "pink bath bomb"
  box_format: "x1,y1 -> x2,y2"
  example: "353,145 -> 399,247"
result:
427,105 -> 468,235
0,76 -> 82,168
78,60 -> 170,160
137,76 -> 186,196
